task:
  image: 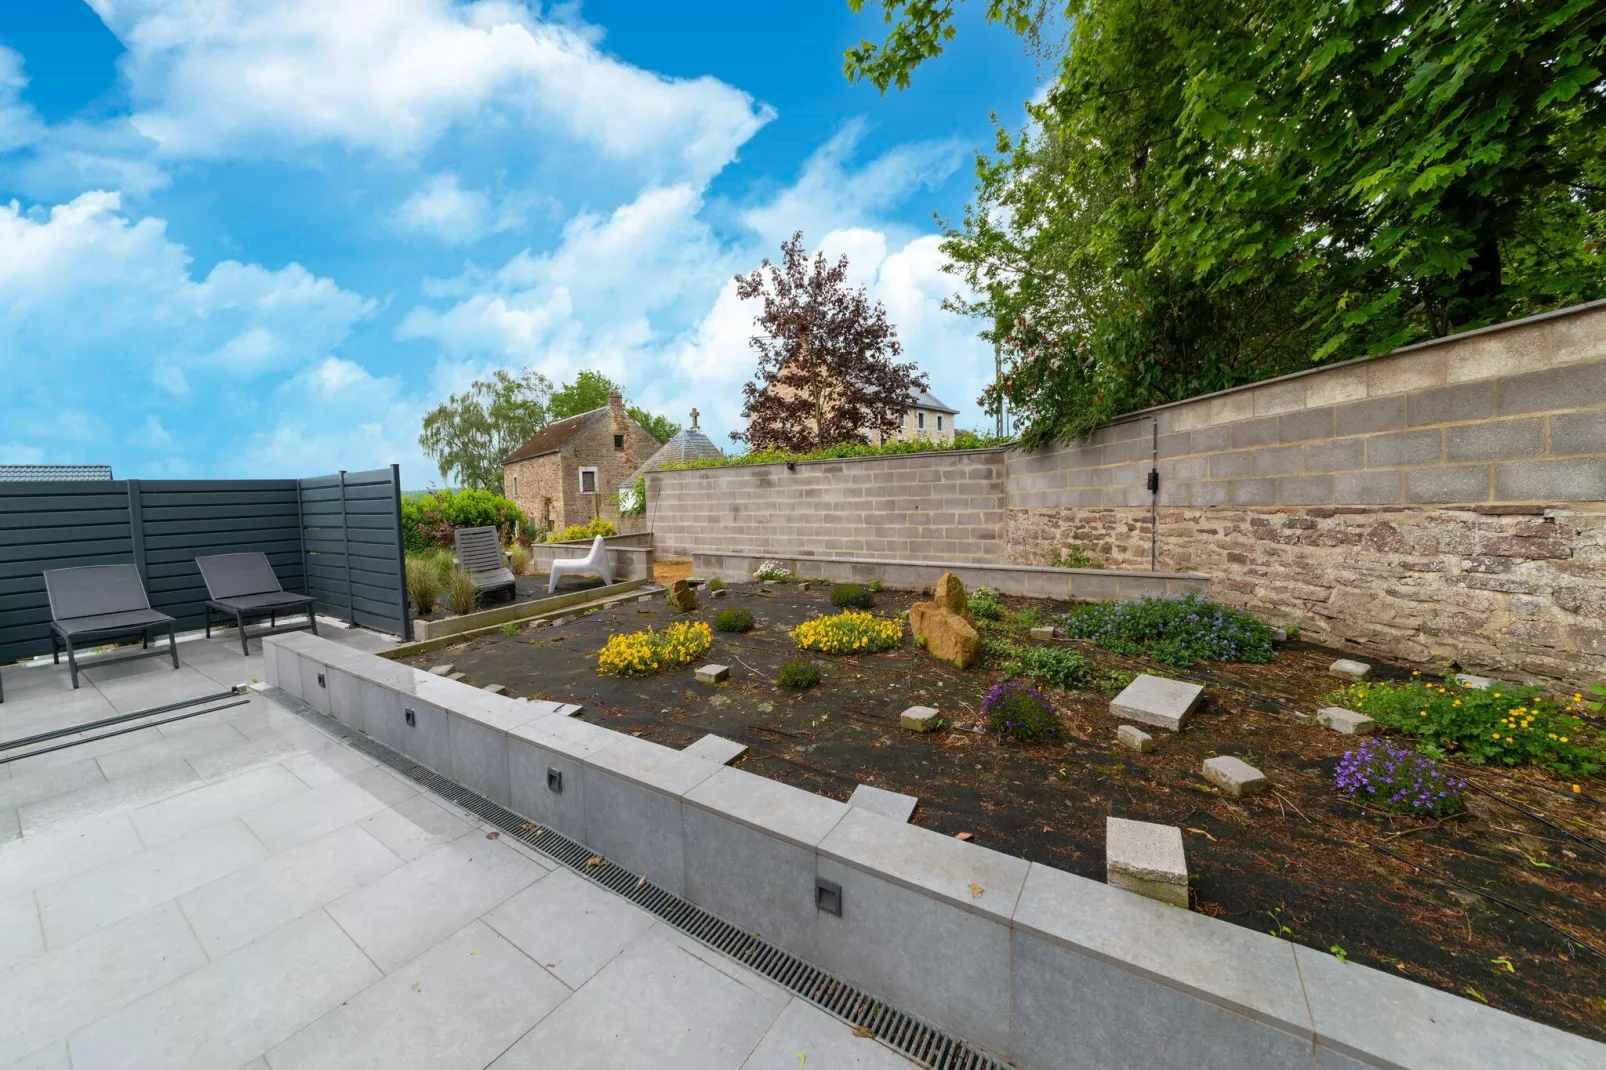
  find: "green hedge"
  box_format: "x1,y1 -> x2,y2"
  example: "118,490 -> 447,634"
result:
401,488 -> 528,554
659,431 -> 1011,472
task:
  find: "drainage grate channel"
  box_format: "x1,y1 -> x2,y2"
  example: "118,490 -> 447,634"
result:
262,686 -> 1009,1070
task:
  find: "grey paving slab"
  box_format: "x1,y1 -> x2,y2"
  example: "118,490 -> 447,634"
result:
0,892 -> 42,971
0,1040 -> 70,1070
1104,817 -> 1189,908
17,760 -> 202,837
489,927 -> 789,1070
847,783 -> 918,823
1315,707 -> 1376,735
36,818 -> 267,947
129,763 -> 308,846
357,793 -> 474,862
66,909 -> 380,1070
1328,658 -> 1372,681
4,724 -> 173,778
1202,755 -> 1269,797
682,733 -> 748,765
86,665 -> 228,715
325,833 -> 548,971
267,919 -> 570,1070
345,763 -> 423,807
485,866 -> 659,989
281,743 -> 375,788
92,723 -> 251,780
0,901 -> 206,1065
1109,674 -> 1204,732
0,759 -> 105,815
241,776 -> 398,854
741,999 -> 917,1069
178,823 -> 403,959
0,810 -> 15,848
0,817 -> 145,901
186,724 -> 318,782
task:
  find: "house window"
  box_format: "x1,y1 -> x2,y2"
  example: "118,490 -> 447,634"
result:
512,475 -> 520,497
937,415 -> 944,431
917,412 -> 926,430
614,434 -> 624,449
579,467 -> 598,494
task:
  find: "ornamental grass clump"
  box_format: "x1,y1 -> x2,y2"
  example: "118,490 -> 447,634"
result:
714,608 -> 753,633
1329,678 -> 1603,776
405,557 -> 442,615
1334,738 -> 1467,816
597,620 -> 712,676
984,681 -> 1059,743
445,569 -> 479,616
777,658 -> 822,689
506,543 -> 532,577
1059,592 -> 1276,667
790,610 -> 903,655
831,583 -> 874,609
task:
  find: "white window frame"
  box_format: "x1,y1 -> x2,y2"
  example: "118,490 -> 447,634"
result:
579,467 -> 598,494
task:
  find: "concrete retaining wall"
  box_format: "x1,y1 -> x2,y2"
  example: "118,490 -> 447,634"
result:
691,550 -> 1206,602
265,630 -> 1605,1070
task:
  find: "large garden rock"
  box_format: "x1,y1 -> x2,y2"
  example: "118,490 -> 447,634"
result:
668,579 -> 697,611
933,572 -> 972,622
909,601 -> 978,669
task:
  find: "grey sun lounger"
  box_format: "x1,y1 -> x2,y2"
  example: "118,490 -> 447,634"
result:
44,564 -> 179,689
197,552 -> 318,656
453,526 -> 516,602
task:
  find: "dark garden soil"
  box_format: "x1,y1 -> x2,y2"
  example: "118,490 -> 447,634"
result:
413,573 -> 607,623
402,582 -> 1606,1042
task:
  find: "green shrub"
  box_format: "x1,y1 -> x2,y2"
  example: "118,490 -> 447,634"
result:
985,681 -> 1059,742
867,579 -> 884,593
831,583 -> 874,609
1328,679 -> 1603,776
547,517 -> 617,543
777,658 -> 822,689
618,475 -> 647,518
706,577 -> 726,591
714,608 -> 753,633
500,621 -> 520,638
1059,593 -> 1276,668
658,431 -> 1013,472
401,488 -> 528,554
405,557 -> 442,615
1050,545 -> 1097,569
967,585 -> 1004,620
984,638 -> 1094,689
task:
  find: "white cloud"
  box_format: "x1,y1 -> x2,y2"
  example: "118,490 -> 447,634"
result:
0,47 -> 42,154
397,172 -> 535,244
89,0 -> 773,182
0,443 -> 45,465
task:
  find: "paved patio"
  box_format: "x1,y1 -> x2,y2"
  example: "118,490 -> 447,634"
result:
0,630 -> 917,1069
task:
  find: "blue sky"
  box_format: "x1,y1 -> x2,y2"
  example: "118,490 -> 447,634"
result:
0,1 -> 1043,485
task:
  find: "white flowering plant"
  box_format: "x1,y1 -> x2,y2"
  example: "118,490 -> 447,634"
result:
753,560 -> 791,582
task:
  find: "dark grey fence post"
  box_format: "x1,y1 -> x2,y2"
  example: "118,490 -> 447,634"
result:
390,464 -> 411,641
295,478 -> 309,597
338,470 -> 354,624
127,479 -> 147,585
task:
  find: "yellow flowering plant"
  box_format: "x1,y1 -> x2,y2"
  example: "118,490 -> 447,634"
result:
597,620 -> 712,676
790,610 -> 903,655
1327,679 -> 1602,776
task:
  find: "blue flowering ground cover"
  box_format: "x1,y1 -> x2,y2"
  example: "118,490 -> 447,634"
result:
1058,592 -> 1277,668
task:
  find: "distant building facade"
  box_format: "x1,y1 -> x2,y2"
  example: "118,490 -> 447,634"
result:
501,394 -> 661,535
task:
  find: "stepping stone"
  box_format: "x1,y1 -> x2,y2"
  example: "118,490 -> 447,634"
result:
1105,817 -> 1188,908
1315,707 -> 1375,735
1271,627 -> 1288,642
446,672 -> 467,682
481,683 -> 508,695
1109,675 -> 1204,732
900,706 -> 943,733
528,619 -> 551,629
1450,672 -> 1503,691
552,703 -> 584,717
798,582 -> 812,592
1029,626 -> 1057,641
552,616 -> 574,626
694,664 -> 730,684
711,588 -> 728,599
683,733 -> 747,765
1202,755 -> 1268,797
428,664 -> 454,676
848,784 -> 918,823
1328,659 -> 1372,681
1116,725 -> 1154,753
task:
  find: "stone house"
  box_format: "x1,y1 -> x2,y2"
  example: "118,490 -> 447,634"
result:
617,408 -> 724,511
502,393 -> 662,535
872,389 -> 960,445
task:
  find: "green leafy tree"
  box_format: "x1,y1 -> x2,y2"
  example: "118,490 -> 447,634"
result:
418,369 -> 552,491
549,370 -> 681,442
847,0 -> 1606,445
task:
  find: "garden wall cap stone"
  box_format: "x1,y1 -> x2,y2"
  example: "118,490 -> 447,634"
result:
1109,674 -> 1204,732
428,664 -> 454,676
817,806 -> 1029,923
1013,862 -> 1311,1036
900,706 -> 943,732
480,683 -> 507,694
847,784 -> 918,824
681,733 -> 747,766
1315,707 -> 1376,735
512,714 -> 626,760
683,765 -> 850,848
1328,659 -> 1373,681
694,664 -> 730,684
1105,817 -> 1188,886
588,733 -> 724,796
1291,941 -> 1606,1070
1202,755 -> 1269,796
1116,725 -> 1154,753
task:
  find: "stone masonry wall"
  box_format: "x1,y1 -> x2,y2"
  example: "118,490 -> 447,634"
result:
647,448 -> 1007,562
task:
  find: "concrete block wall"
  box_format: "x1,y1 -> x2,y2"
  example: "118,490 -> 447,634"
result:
647,448 -> 1007,561
266,631 -> 1606,1070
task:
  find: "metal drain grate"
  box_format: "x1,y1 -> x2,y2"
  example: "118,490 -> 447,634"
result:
264,686 -> 1009,1070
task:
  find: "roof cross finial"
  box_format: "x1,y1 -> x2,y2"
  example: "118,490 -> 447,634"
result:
690,407 -> 700,430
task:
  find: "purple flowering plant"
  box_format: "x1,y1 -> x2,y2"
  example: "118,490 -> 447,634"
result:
984,681 -> 1059,742
1334,738 -> 1466,816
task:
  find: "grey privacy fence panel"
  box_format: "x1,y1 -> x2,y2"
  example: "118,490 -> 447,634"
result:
298,466 -> 410,640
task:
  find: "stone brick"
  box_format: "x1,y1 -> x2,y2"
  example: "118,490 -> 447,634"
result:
1276,476 -> 1332,506
1407,381 -> 1496,426
1368,349 -> 1446,395
694,664 -> 730,684
1498,361 -> 1606,416
1494,459 -> 1606,502
1252,378 -> 1307,416
1189,424 -> 1232,453
1305,366 -> 1368,406
1116,725 -> 1154,753
1548,411 -> 1606,456
1445,418 -> 1544,462
1405,465 -> 1490,504
1232,416 -> 1280,448
1105,817 -> 1188,908
1209,391 -> 1255,424
1366,429 -> 1443,468
1192,481 -> 1229,506
1336,395 -> 1407,436
1202,756 -> 1268,796
1305,438 -> 1364,473
1315,707 -> 1376,735
1550,310 -> 1606,364
1229,479 -> 1275,506
1328,659 -> 1372,681
900,706 -> 943,732
1209,451 -> 1252,479
1279,407 -> 1335,443
1253,446 -> 1303,476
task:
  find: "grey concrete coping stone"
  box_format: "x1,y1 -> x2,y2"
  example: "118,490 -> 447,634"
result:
694,551 -> 1210,582
899,706 -> 943,732
816,807 -> 1029,924
551,703 -> 584,717
587,734 -> 725,797
682,766 -> 850,849
1116,725 -> 1154,752
681,733 -> 747,766
1315,707 -> 1376,735
428,664 -> 454,676
1202,755 -> 1269,796
510,714 -> 625,760
1292,941 -> 1606,1070
694,664 -> 730,684
1109,674 -> 1204,732
847,784 -> 918,824
1012,862 -> 1310,1036
1328,658 -> 1372,681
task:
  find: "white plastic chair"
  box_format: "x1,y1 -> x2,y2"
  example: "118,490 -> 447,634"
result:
548,535 -> 612,593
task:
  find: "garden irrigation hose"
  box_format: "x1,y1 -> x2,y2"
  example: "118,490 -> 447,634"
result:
0,699 -> 251,766
1462,778 -> 1606,861
0,687 -> 242,753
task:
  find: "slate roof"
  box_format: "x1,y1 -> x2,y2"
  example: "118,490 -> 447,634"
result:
0,464 -> 113,481
908,389 -> 958,414
502,408 -> 609,464
627,427 -> 724,483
